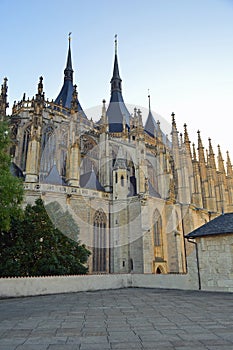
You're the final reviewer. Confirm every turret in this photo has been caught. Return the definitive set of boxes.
[0,77,9,119]
[113,146,129,199]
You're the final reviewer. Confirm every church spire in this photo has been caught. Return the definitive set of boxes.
[64,33,73,82]
[110,34,122,94]
[107,35,130,132]
[54,34,86,117]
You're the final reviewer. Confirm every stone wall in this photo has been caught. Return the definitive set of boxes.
[0,273,197,298]
[196,234,233,292]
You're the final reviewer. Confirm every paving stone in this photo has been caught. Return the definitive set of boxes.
[0,288,233,349]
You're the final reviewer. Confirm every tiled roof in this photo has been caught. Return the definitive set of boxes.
[185,213,233,238]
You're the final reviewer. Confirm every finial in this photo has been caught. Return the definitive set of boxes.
[192,143,197,161]
[38,76,43,95]
[180,133,183,144]
[68,32,72,42]
[115,34,117,55]
[171,112,176,126]
[148,89,151,112]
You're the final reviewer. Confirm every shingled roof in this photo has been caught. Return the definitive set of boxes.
[185,213,233,238]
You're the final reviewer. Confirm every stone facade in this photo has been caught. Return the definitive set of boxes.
[1,37,233,275]
[187,234,233,292]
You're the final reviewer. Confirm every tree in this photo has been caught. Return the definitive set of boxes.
[0,120,24,232]
[0,198,90,277]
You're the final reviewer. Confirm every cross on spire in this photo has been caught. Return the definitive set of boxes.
[115,34,117,54]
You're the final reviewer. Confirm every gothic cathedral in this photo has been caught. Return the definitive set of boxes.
[1,36,233,274]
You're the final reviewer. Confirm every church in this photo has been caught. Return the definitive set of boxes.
[1,35,233,275]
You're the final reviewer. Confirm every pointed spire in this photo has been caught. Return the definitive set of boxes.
[64,33,73,81]
[197,130,205,163]
[192,143,197,161]
[54,35,86,116]
[171,112,179,148]
[144,94,157,137]
[171,112,176,129]
[208,138,216,170]
[183,123,192,157]
[226,151,233,177]
[110,34,122,92]
[217,144,226,174]
[107,35,130,132]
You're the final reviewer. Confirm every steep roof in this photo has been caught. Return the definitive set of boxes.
[10,162,25,179]
[144,110,157,137]
[148,180,161,198]
[186,213,233,238]
[107,38,130,132]
[80,169,104,191]
[54,38,86,118]
[42,164,66,186]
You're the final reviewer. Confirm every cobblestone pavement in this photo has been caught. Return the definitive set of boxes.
[0,288,233,350]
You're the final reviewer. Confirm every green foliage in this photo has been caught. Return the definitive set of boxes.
[46,201,79,242]
[0,199,90,277]
[0,120,24,232]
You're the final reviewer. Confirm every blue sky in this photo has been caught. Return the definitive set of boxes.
[1,0,233,158]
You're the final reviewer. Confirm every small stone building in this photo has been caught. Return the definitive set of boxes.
[186,213,233,292]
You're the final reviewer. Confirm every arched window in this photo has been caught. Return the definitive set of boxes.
[93,210,107,273]
[21,126,31,171]
[40,126,56,177]
[121,175,124,187]
[153,209,162,246]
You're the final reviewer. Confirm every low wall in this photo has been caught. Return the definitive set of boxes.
[0,273,198,298]
[132,273,198,290]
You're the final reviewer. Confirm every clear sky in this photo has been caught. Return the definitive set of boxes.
[1,0,233,159]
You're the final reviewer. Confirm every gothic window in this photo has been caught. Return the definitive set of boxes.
[41,125,54,151]
[60,149,67,178]
[153,209,162,246]
[21,126,30,171]
[121,175,124,187]
[93,210,107,273]
[40,126,56,176]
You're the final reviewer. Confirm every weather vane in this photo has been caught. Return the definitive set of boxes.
[69,32,72,41]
